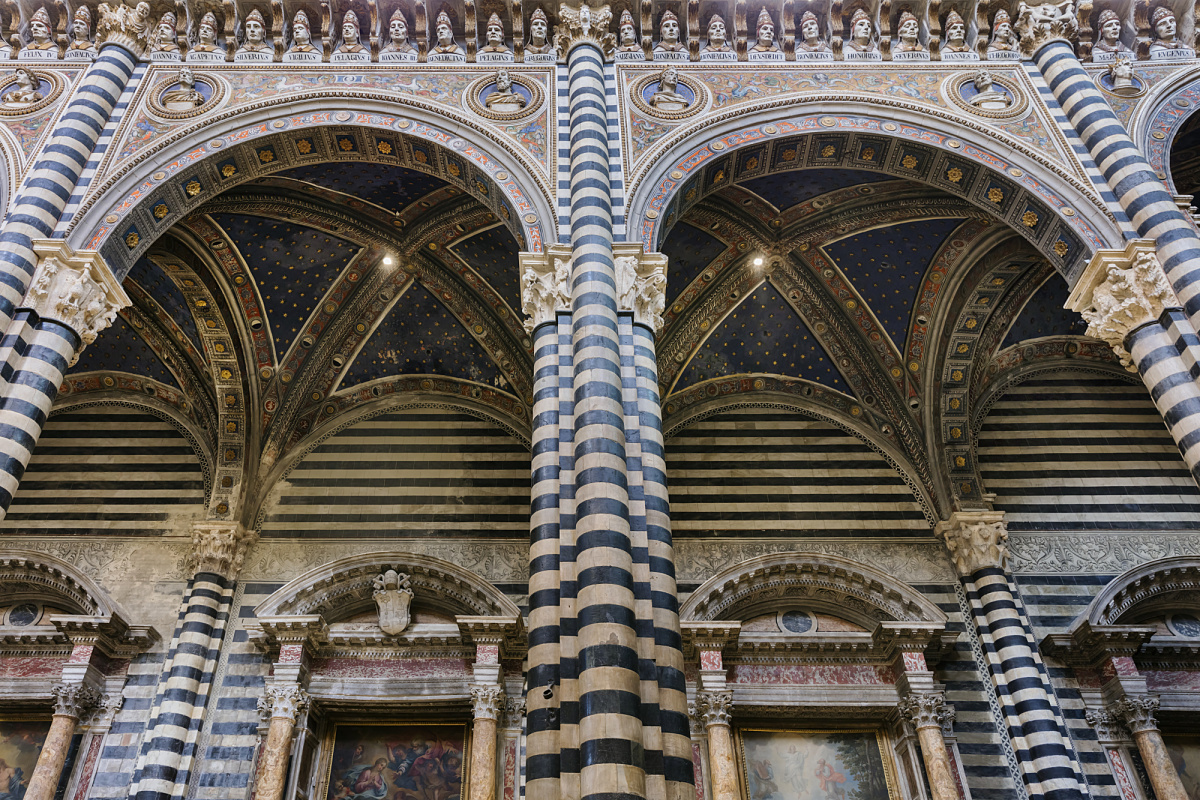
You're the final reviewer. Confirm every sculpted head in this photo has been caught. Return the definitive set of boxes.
[660,9,679,42]
[530,8,548,43]
[619,8,636,44]
[157,11,177,42]
[800,10,820,39]
[486,12,504,45]
[850,8,873,41]
[72,5,91,41]
[756,7,774,44]
[15,66,34,87]
[198,11,218,43]
[342,9,359,43]
[243,9,264,43]
[436,9,453,44]
[945,8,965,42]
[29,7,51,42]
[178,66,195,87]
[707,13,726,45]
[1152,6,1175,38]
[898,8,918,39]
[974,68,993,91]
[992,8,1011,38]
[1098,8,1121,41]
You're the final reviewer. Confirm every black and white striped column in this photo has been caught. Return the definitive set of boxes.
[939,513,1088,800]
[0,36,142,514]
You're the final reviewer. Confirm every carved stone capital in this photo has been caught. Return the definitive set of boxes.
[1013,0,1078,56]
[96,2,153,56]
[553,1,615,58]
[1065,240,1179,372]
[257,684,310,724]
[1111,695,1160,734]
[82,692,125,729]
[695,691,734,728]
[615,246,668,333]
[189,522,255,580]
[1086,709,1131,742]
[470,685,506,721]
[24,242,130,366]
[935,511,1008,576]
[519,247,571,334]
[899,691,954,731]
[502,695,526,728]
[51,682,101,718]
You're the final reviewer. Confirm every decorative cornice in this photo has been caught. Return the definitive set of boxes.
[695,691,734,728]
[96,2,152,56]
[1065,239,1179,371]
[51,682,101,718]
[899,691,954,731]
[189,521,256,580]
[1110,695,1160,734]
[25,241,130,366]
[470,685,506,720]
[1014,0,1078,57]
[936,511,1008,576]
[257,684,310,723]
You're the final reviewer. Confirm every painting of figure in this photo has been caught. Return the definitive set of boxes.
[0,719,50,800]
[738,729,896,800]
[324,724,467,800]
[1164,736,1200,800]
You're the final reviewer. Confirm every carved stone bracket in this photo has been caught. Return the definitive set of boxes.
[25,241,130,366]
[899,691,955,731]
[695,691,734,728]
[189,521,256,580]
[1111,695,1160,734]
[257,684,310,724]
[553,1,615,58]
[50,682,101,718]
[519,246,571,334]
[96,2,152,56]
[1014,0,1078,56]
[936,511,1008,576]
[372,570,414,636]
[615,245,668,333]
[1065,239,1179,372]
[470,685,506,720]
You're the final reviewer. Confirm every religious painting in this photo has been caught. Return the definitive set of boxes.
[0,718,51,800]
[321,723,468,800]
[737,728,898,800]
[1164,735,1200,800]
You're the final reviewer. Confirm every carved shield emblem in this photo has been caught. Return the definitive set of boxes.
[372,569,414,636]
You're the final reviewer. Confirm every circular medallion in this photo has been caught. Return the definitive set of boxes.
[819,116,836,127]
[0,68,64,117]
[336,110,353,121]
[149,70,225,119]
[524,213,537,224]
[105,214,119,224]
[629,69,707,120]
[466,72,545,121]
[764,125,778,134]
[272,120,287,129]
[946,139,961,148]
[778,609,814,634]
[1009,167,1024,177]
[670,170,683,179]
[152,171,166,180]
[1169,613,1200,638]
[496,171,509,181]
[711,141,726,151]
[945,71,1028,119]
[883,122,898,131]
[396,119,411,128]
[7,603,38,626]
[646,209,659,219]
[1094,65,1147,98]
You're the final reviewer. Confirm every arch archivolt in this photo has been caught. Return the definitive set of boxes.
[626,104,1122,278]
[1079,556,1200,627]
[1131,64,1200,189]
[67,95,556,274]
[0,550,129,620]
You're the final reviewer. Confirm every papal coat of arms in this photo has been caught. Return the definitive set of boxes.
[372,569,414,635]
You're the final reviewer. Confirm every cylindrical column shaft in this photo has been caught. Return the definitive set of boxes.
[915,725,959,800]
[256,715,297,800]
[704,724,738,800]
[1130,728,1188,800]
[25,713,80,800]
[1125,320,1200,482]
[469,716,499,800]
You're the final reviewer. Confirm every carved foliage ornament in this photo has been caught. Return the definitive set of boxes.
[1111,695,1160,734]
[616,254,667,332]
[96,2,153,56]
[24,256,123,365]
[372,569,414,636]
[899,692,954,730]
[936,512,1008,576]
[695,691,734,727]
[1078,252,1178,372]
[1085,709,1131,742]
[51,682,101,717]
[257,684,310,723]
[190,522,255,579]
[521,255,570,333]
[554,2,615,57]
[1013,0,1078,56]
[470,685,506,720]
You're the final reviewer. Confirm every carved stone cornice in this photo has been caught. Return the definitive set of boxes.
[257,684,310,724]
[1111,695,1160,734]
[1014,0,1078,56]
[96,1,152,56]
[695,691,734,728]
[553,1,615,58]
[51,682,101,718]
[1040,621,1156,668]
[470,685,506,720]
[936,511,1008,576]
[1065,240,1179,372]
[520,245,571,334]
[189,521,256,580]
[898,691,954,731]
[25,241,130,365]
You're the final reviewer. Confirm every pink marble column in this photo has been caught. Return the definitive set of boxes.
[696,692,738,800]
[255,685,310,800]
[25,684,99,800]
[1112,696,1187,800]
[468,686,505,800]
[899,692,958,800]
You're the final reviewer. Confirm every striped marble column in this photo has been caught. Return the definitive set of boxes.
[130,523,251,800]
[938,512,1088,800]
[0,12,148,515]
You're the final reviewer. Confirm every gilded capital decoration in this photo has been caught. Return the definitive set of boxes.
[936,511,1008,576]
[615,250,668,333]
[470,685,506,720]
[23,248,129,365]
[554,2,615,58]
[1085,709,1131,742]
[1013,0,1078,56]
[189,521,255,579]
[1111,695,1160,734]
[1066,241,1178,372]
[899,692,954,731]
[695,691,734,728]
[96,2,153,56]
[520,251,571,334]
[257,684,310,723]
[372,569,414,636]
[51,682,101,718]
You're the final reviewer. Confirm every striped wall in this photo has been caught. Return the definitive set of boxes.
[0,405,206,536]
[258,409,530,538]
[977,371,1200,531]
[665,407,932,537]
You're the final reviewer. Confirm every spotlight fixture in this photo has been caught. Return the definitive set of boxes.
[383,256,394,265]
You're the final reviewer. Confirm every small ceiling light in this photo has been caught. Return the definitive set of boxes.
[383,256,394,265]
[753,256,764,266]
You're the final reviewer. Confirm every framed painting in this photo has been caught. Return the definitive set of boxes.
[0,717,52,800]
[1163,735,1200,800]
[319,722,469,800]
[737,728,899,800]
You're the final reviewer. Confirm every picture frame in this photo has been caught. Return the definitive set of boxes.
[0,715,54,800]
[317,720,471,800]
[736,727,900,800]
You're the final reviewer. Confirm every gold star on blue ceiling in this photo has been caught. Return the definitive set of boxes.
[1002,273,1088,347]
[661,221,728,305]
[69,313,177,386]
[126,258,203,359]
[677,282,849,393]
[738,168,893,212]
[276,163,450,214]
[449,226,522,311]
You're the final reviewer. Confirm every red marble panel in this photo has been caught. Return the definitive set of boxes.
[0,655,66,679]
[1144,669,1200,691]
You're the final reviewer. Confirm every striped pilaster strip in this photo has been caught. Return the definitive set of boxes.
[525,314,564,800]
[1035,41,1200,323]
[130,572,233,800]
[964,567,1088,800]
[1125,318,1200,482]
[565,41,645,800]
[556,63,572,244]
[0,44,137,327]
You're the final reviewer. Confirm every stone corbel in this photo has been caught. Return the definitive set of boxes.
[26,240,130,366]
[95,1,152,55]
[1013,0,1078,56]
[935,510,1008,577]
[614,244,668,333]
[189,521,257,580]
[1040,621,1156,670]
[1065,239,1180,372]
[519,245,572,333]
